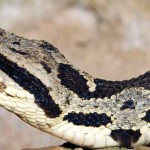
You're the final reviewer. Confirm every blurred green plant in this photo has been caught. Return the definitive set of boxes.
[0,0,3,7]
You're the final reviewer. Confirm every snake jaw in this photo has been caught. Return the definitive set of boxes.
[0,77,55,133]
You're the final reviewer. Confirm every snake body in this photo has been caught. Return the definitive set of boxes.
[0,29,149,149]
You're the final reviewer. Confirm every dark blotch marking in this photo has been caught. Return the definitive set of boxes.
[41,62,51,73]
[142,110,150,122]
[39,41,57,52]
[9,47,28,55]
[12,41,20,45]
[120,100,135,110]
[111,129,141,148]
[0,54,61,118]
[63,112,112,127]
[58,64,150,99]
[94,72,150,98]
[93,79,123,98]
[58,63,92,99]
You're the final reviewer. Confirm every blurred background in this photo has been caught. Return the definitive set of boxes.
[0,0,150,149]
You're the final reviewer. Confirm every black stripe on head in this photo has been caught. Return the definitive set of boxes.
[93,79,124,98]
[12,41,21,45]
[58,63,92,99]
[9,47,28,55]
[142,110,150,122]
[0,54,61,118]
[63,112,112,127]
[110,129,141,148]
[39,41,57,53]
[58,63,150,99]
[41,62,51,73]
[94,72,150,98]
[58,64,126,99]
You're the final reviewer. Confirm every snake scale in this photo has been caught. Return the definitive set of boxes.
[0,28,149,149]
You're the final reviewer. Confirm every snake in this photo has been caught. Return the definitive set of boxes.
[0,28,149,149]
